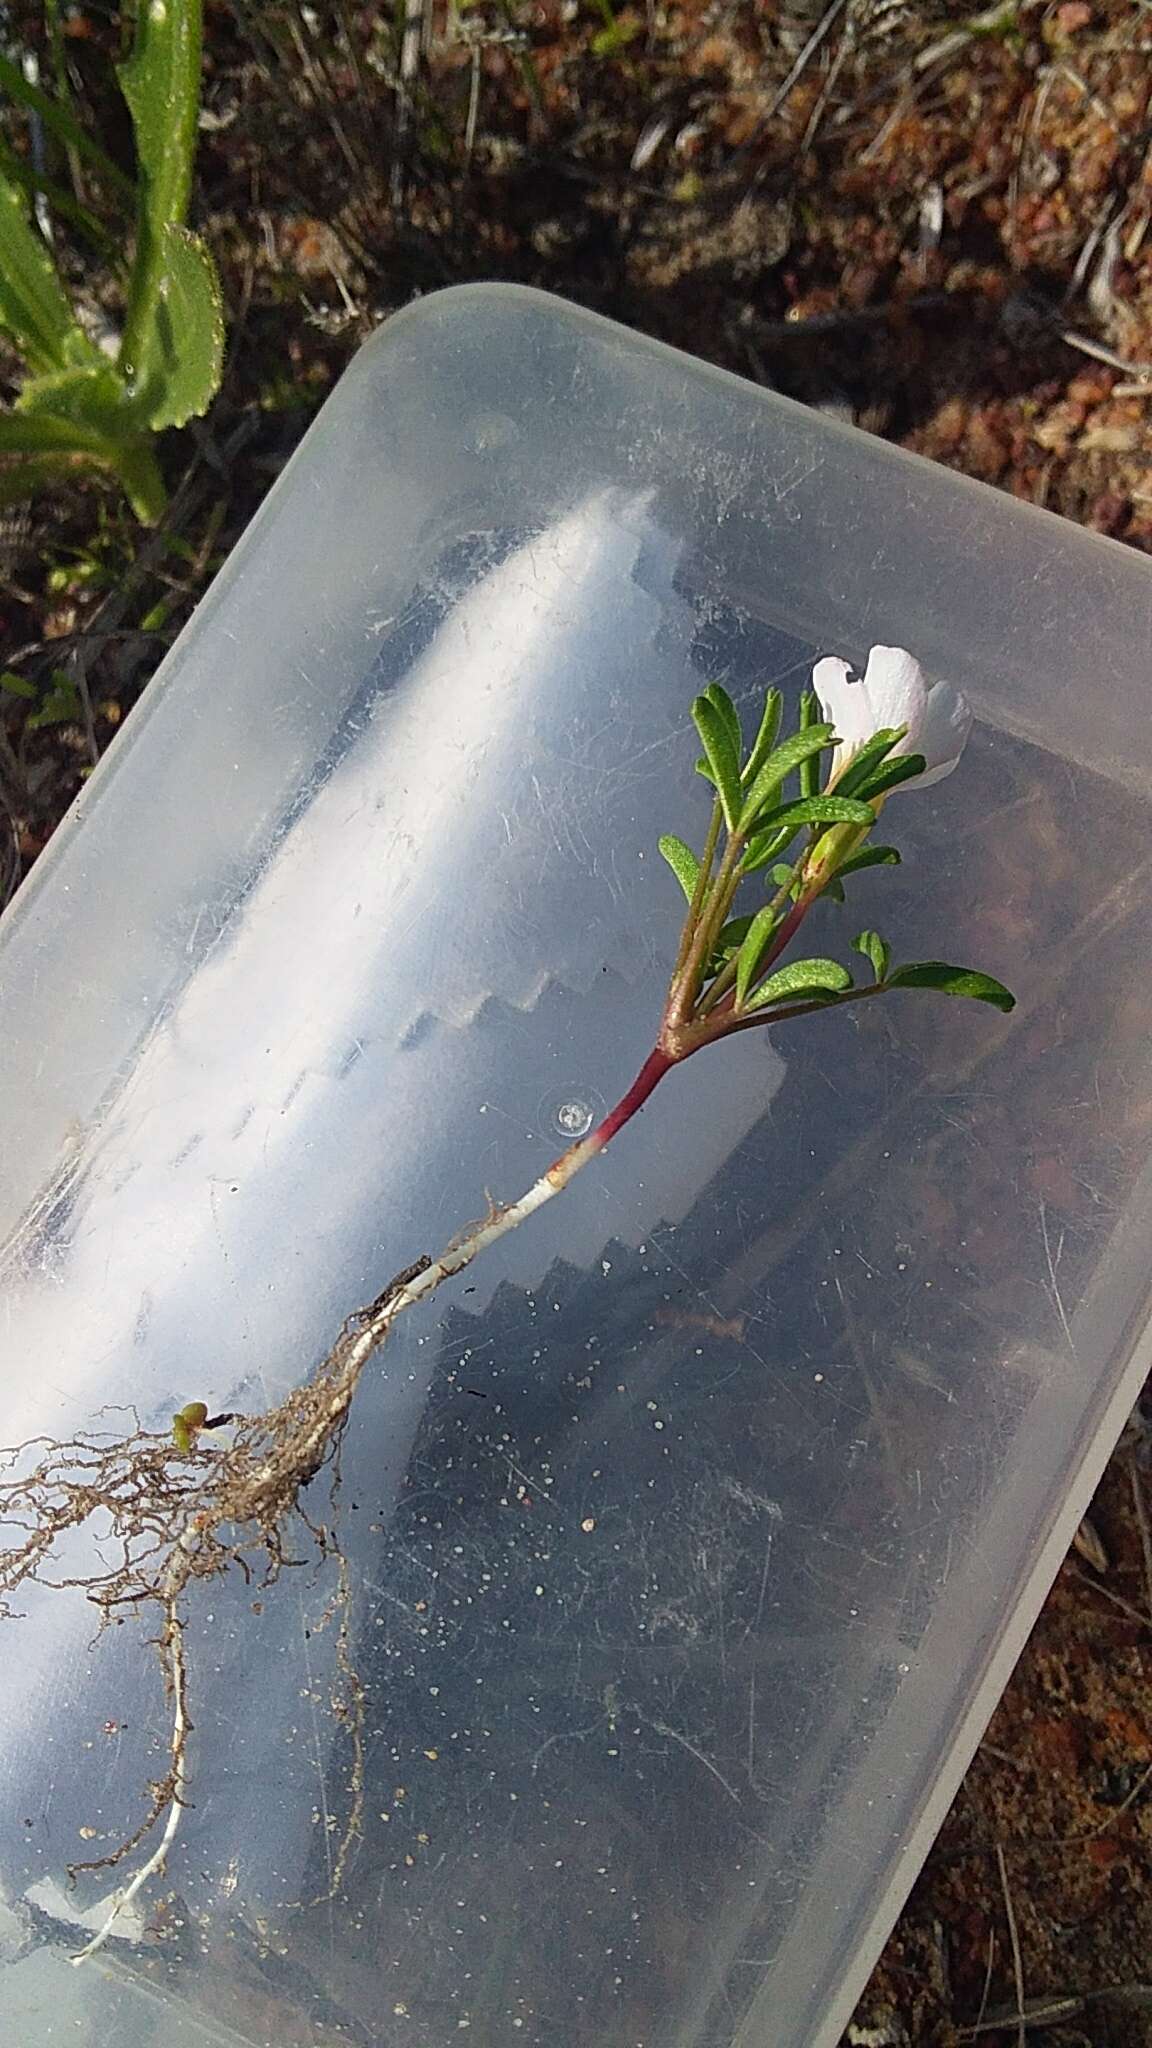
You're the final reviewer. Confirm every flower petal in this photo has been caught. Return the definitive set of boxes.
[858,645,928,740]
[811,655,872,754]
[899,677,972,788]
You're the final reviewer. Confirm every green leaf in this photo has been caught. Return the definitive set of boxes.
[16,363,129,434]
[0,165,94,376]
[691,693,742,831]
[738,725,834,835]
[835,844,901,879]
[884,961,1015,1011]
[702,682,742,761]
[0,670,35,699]
[745,956,854,1011]
[821,877,846,904]
[770,863,797,889]
[27,672,81,729]
[831,727,907,799]
[0,405,114,459]
[741,687,782,786]
[0,50,134,203]
[753,794,875,836]
[658,833,701,904]
[854,929,890,982]
[124,225,224,431]
[798,689,821,800]
[855,753,927,802]
[735,904,782,1007]
[591,14,641,53]
[741,825,794,876]
[118,0,223,431]
[709,914,755,967]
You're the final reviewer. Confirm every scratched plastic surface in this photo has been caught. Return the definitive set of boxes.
[3,287,1152,2048]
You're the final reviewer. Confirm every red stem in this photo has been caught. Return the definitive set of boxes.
[590,1044,676,1148]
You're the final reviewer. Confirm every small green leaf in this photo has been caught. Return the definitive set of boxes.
[885,961,1015,1011]
[835,844,901,879]
[798,690,821,800]
[691,693,742,831]
[741,825,794,876]
[745,956,854,1011]
[741,687,783,787]
[27,673,82,729]
[591,14,641,53]
[709,914,755,968]
[832,727,907,799]
[658,833,701,904]
[735,904,782,1007]
[854,930,890,982]
[702,682,742,760]
[855,753,927,802]
[754,794,875,836]
[0,669,35,699]
[770,863,797,890]
[738,725,834,835]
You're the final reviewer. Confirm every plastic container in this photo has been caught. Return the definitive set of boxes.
[2,283,1152,2048]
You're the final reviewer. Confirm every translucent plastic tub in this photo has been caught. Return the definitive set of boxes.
[2,283,1152,2048]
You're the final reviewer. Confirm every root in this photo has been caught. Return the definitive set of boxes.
[0,1156,571,1957]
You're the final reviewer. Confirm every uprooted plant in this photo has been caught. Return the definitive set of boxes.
[0,644,1013,1961]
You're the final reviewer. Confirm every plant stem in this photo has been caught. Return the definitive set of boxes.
[70,1035,681,1962]
[667,835,743,1027]
[671,799,722,983]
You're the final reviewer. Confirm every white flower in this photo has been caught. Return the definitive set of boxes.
[811,644,972,792]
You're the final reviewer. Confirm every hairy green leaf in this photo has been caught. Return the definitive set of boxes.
[658,833,701,904]
[741,687,782,787]
[125,223,223,430]
[753,794,875,837]
[798,689,821,800]
[885,961,1015,1011]
[831,726,906,799]
[735,904,782,1007]
[854,753,927,802]
[854,929,890,982]
[835,844,901,879]
[119,0,222,433]
[701,682,742,760]
[0,166,94,375]
[17,362,128,432]
[740,825,794,876]
[691,693,742,831]
[738,724,834,835]
[745,956,854,1011]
